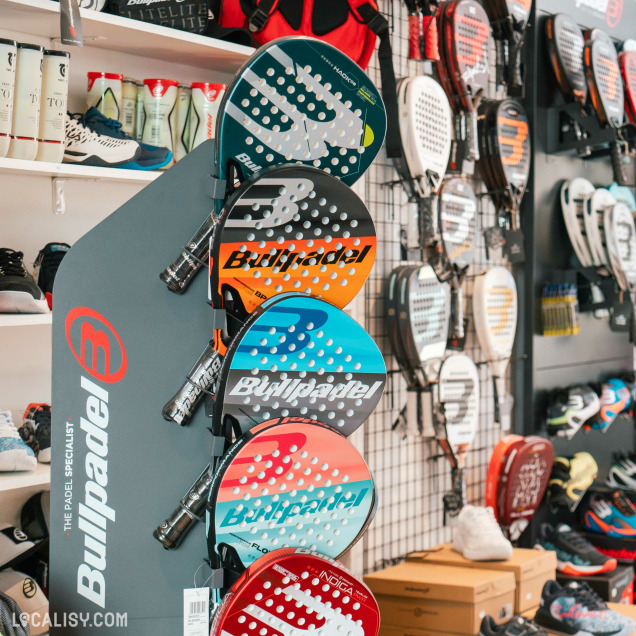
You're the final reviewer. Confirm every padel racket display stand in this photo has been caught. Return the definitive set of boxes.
[48,142,251,635]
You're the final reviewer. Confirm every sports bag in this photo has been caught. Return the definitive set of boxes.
[210,0,383,70]
[106,0,210,34]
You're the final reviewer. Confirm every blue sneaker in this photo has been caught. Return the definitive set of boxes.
[534,580,631,635]
[82,107,172,170]
[582,492,636,538]
[0,410,36,472]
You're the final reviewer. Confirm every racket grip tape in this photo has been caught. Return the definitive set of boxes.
[160,214,215,293]
[611,141,629,186]
[466,110,480,162]
[162,341,223,426]
[153,464,213,549]
[450,284,464,340]
[492,376,501,424]
[408,14,423,60]
[495,39,506,88]
[422,15,440,61]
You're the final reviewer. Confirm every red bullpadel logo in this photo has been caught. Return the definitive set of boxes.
[607,0,623,27]
[65,307,127,383]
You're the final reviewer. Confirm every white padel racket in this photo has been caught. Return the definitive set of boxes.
[584,188,616,269]
[473,267,517,426]
[605,202,636,296]
[560,178,595,267]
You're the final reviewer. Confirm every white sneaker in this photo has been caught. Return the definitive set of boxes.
[64,112,141,167]
[0,411,37,472]
[453,505,513,561]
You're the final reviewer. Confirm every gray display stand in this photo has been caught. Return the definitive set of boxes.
[50,141,220,634]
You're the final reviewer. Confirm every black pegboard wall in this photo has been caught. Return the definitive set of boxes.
[361,0,511,574]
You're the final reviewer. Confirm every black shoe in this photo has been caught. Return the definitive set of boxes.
[480,616,547,635]
[33,243,70,310]
[0,249,49,314]
[536,523,617,575]
[23,404,51,464]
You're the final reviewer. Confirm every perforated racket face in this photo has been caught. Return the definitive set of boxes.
[212,549,381,636]
[399,75,453,193]
[211,165,376,315]
[498,437,553,540]
[584,188,615,268]
[547,14,587,103]
[473,267,517,380]
[439,178,477,270]
[619,51,636,123]
[208,417,375,569]
[492,99,531,208]
[560,178,595,267]
[606,202,636,292]
[448,0,491,98]
[387,265,418,385]
[438,354,479,454]
[214,294,386,437]
[215,37,386,185]
[586,37,624,127]
[401,265,450,383]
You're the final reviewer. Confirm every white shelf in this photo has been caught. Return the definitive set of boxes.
[1,0,253,72]
[0,156,162,183]
[0,314,52,327]
[0,463,50,493]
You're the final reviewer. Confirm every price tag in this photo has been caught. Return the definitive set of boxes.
[184,587,209,636]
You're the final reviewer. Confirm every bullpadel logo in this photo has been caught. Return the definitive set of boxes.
[65,307,127,383]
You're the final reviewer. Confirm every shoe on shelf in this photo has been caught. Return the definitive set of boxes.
[0,525,39,571]
[607,453,636,490]
[548,453,598,512]
[64,111,141,167]
[584,380,631,433]
[22,404,51,464]
[453,505,513,561]
[480,616,547,635]
[0,249,49,314]
[0,410,36,472]
[82,107,173,170]
[534,580,631,636]
[547,385,600,440]
[535,523,617,575]
[33,243,70,310]
[582,492,636,538]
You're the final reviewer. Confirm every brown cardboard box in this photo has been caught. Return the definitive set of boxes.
[380,625,466,636]
[364,562,515,634]
[407,544,556,613]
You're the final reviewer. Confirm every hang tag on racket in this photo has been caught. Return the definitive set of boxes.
[484,226,506,254]
[611,295,633,331]
[183,587,209,636]
[59,0,83,46]
[504,228,525,262]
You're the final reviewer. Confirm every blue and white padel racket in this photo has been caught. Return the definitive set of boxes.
[163,293,386,433]
[212,293,386,437]
[206,416,376,580]
[160,37,387,293]
[210,549,380,635]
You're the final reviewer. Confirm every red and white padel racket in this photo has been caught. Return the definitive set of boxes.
[210,548,381,635]
[485,434,524,515]
[585,36,628,186]
[497,436,553,540]
[439,0,491,161]
[619,50,636,123]
[206,417,376,575]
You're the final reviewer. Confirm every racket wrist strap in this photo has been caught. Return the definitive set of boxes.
[357,2,402,159]
[206,175,227,200]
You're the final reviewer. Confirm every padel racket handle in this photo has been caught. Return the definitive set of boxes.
[408,14,423,60]
[466,110,480,162]
[418,197,437,247]
[495,39,506,88]
[162,341,222,426]
[450,284,464,340]
[160,214,215,293]
[492,376,501,424]
[510,34,524,92]
[422,15,440,61]
[611,141,629,186]
[153,464,213,549]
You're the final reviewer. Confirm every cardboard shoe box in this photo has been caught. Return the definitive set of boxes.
[557,565,635,604]
[406,544,556,613]
[364,562,515,635]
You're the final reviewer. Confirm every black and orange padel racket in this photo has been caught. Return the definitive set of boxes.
[585,35,628,186]
[546,14,587,108]
[619,50,636,123]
